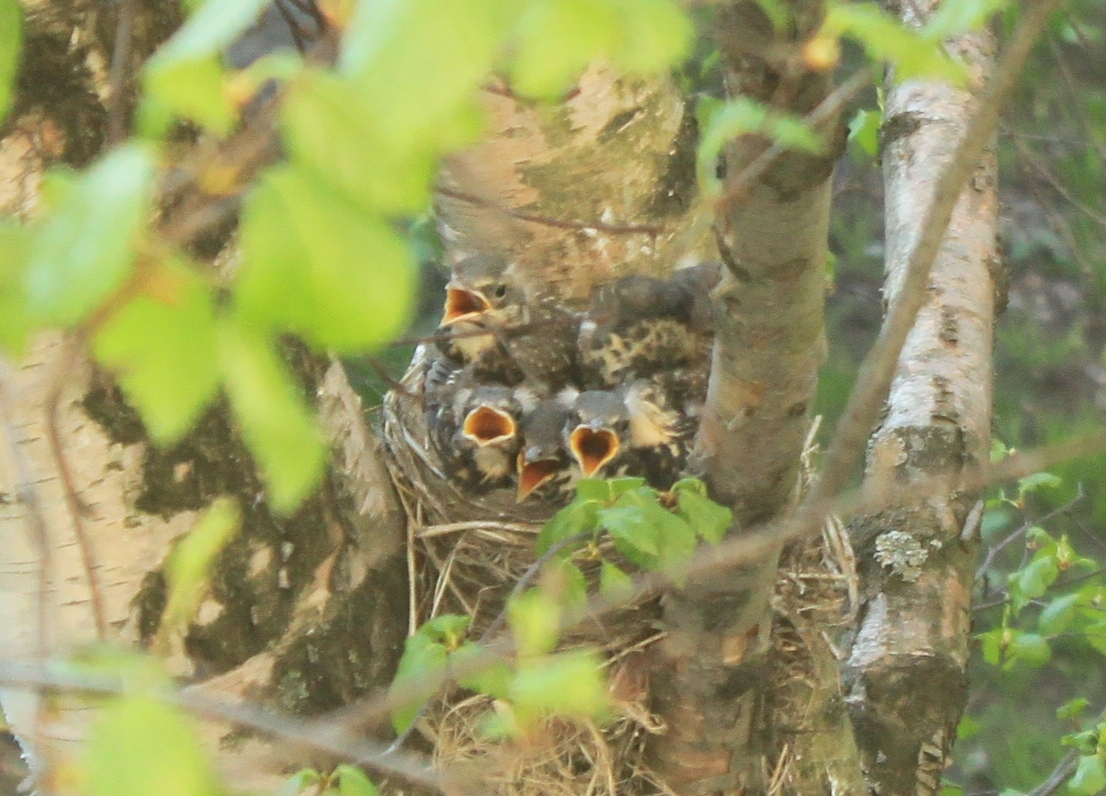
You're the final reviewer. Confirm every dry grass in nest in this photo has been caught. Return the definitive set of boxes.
[383,363,858,795]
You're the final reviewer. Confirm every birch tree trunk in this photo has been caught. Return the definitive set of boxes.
[843,3,998,793]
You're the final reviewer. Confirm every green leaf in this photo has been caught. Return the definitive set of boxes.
[0,0,21,124]
[510,0,621,98]
[575,479,611,502]
[848,108,881,158]
[508,589,561,658]
[1018,471,1063,498]
[1082,621,1106,661]
[26,143,156,325]
[334,765,380,796]
[922,0,1007,41]
[545,558,588,610]
[697,97,824,188]
[676,489,733,544]
[599,560,634,601]
[1058,698,1091,722]
[956,714,981,740]
[607,0,692,75]
[600,490,696,575]
[162,498,241,633]
[1039,593,1080,636]
[1069,755,1106,796]
[235,166,416,353]
[276,769,321,796]
[281,70,436,215]
[824,2,966,85]
[453,643,513,700]
[390,633,449,734]
[608,477,648,498]
[979,628,1004,666]
[536,498,599,555]
[341,0,516,150]
[144,0,269,133]
[509,650,609,722]
[1011,555,1060,610]
[144,55,233,135]
[671,477,707,497]
[217,319,326,514]
[1006,631,1051,669]
[92,258,220,443]
[84,696,217,796]
[0,222,31,355]
[420,613,472,646]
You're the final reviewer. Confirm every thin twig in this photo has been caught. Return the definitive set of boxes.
[974,490,1084,583]
[106,0,137,146]
[1026,749,1080,796]
[0,661,455,795]
[436,186,663,238]
[44,337,107,639]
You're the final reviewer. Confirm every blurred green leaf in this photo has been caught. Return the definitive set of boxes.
[510,650,609,723]
[390,632,449,734]
[824,2,966,85]
[957,714,981,740]
[536,497,598,555]
[671,477,707,497]
[342,0,515,150]
[752,0,790,32]
[26,143,156,325]
[334,765,380,796]
[606,0,692,75]
[0,0,20,124]
[281,70,436,215]
[599,560,634,601]
[161,499,241,634]
[85,696,217,796]
[1018,472,1063,498]
[510,0,621,97]
[508,589,561,658]
[0,222,30,355]
[697,96,824,189]
[1006,631,1051,669]
[420,613,472,646]
[236,166,415,353]
[454,643,513,700]
[922,0,1008,41]
[1069,754,1106,796]
[676,489,733,544]
[1039,593,1079,636]
[92,258,220,443]
[144,55,233,135]
[600,489,696,575]
[545,558,588,610]
[276,769,321,796]
[1010,555,1059,611]
[848,108,881,158]
[217,319,326,514]
[144,0,268,133]
[1058,698,1091,722]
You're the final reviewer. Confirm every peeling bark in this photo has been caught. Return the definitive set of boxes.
[438,65,714,302]
[843,5,997,794]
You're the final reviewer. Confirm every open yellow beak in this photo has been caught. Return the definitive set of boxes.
[517,454,562,502]
[569,426,620,477]
[441,286,491,326]
[462,406,516,446]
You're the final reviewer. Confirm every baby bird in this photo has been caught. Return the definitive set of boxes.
[565,381,694,490]
[437,253,579,392]
[516,398,578,504]
[577,262,719,397]
[427,368,538,492]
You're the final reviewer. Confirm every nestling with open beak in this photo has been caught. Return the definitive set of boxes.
[428,374,539,492]
[516,398,578,504]
[565,390,631,480]
[438,253,580,392]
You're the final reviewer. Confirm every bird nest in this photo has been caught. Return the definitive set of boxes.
[379,355,859,796]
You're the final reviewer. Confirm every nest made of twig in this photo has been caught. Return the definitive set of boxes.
[380,357,859,796]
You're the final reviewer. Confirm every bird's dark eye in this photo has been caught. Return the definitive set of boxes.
[492,284,508,299]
